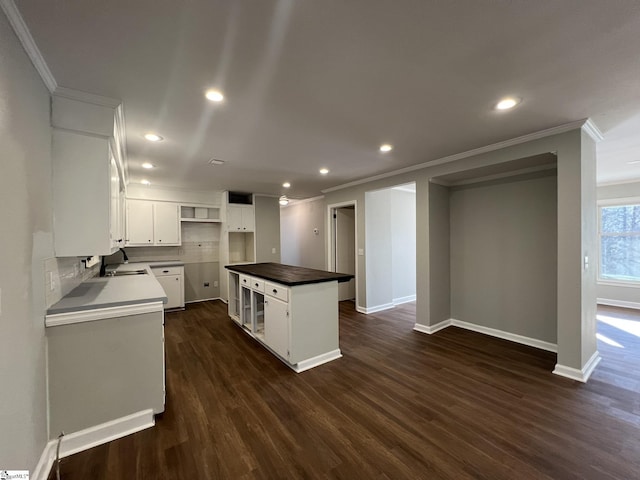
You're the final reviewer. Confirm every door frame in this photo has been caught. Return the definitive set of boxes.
[327,200,359,309]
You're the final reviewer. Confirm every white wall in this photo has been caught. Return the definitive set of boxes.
[597,180,640,308]
[280,197,326,269]
[391,188,416,303]
[365,189,394,309]
[0,9,51,471]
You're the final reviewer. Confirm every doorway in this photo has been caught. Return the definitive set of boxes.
[328,202,357,304]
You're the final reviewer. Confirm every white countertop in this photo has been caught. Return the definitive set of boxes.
[46,263,168,317]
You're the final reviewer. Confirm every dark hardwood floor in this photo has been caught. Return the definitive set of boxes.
[50,301,640,479]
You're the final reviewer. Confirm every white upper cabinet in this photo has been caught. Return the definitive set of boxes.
[51,92,125,257]
[126,200,180,246]
[227,205,255,232]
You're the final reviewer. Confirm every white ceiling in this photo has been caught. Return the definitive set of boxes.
[14,0,640,198]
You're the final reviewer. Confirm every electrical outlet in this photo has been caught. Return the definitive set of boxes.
[271,247,276,254]
[49,272,56,292]
[213,281,219,287]
[204,282,210,287]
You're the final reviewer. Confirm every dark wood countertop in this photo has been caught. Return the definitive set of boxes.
[225,263,354,286]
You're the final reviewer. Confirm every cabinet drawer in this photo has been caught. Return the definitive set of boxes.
[265,281,288,302]
[152,266,182,277]
[239,275,252,288]
[251,278,265,293]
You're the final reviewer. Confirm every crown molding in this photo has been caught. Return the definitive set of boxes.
[1,0,57,92]
[283,195,325,207]
[53,86,122,108]
[322,119,590,194]
[582,118,604,142]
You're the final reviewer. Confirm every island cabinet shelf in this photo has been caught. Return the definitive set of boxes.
[225,263,353,372]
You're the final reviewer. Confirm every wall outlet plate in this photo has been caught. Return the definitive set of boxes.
[84,256,100,268]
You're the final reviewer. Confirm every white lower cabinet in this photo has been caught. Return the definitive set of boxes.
[152,266,185,310]
[227,269,341,372]
[264,295,289,360]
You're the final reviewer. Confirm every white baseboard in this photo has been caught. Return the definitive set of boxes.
[359,303,395,314]
[393,294,416,306]
[413,318,557,352]
[32,410,155,480]
[293,349,342,373]
[185,297,221,304]
[413,319,451,334]
[553,351,602,383]
[597,298,640,310]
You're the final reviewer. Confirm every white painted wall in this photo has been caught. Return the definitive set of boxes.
[597,180,640,308]
[391,188,416,303]
[0,9,51,471]
[280,198,326,269]
[365,189,394,309]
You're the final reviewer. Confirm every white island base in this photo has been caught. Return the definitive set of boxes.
[227,270,343,372]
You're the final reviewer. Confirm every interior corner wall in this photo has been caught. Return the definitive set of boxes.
[596,180,640,308]
[449,172,558,343]
[428,183,451,324]
[390,190,416,303]
[0,10,51,471]
[280,198,326,269]
[254,196,281,263]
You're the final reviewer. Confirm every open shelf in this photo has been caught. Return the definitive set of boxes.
[180,204,220,223]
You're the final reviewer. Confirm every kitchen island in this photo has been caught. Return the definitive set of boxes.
[225,263,353,372]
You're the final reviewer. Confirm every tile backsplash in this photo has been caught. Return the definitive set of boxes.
[44,256,99,308]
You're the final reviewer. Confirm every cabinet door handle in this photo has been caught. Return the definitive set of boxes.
[272,289,277,294]
[163,270,169,273]
[255,283,259,287]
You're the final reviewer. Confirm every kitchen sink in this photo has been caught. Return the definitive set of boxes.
[106,269,148,276]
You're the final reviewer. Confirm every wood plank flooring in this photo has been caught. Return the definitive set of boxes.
[50,301,640,479]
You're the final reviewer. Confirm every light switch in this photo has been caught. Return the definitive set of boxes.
[358,248,364,256]
[584,255,589,269]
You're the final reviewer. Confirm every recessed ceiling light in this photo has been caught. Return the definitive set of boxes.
[205,89,225,102]
[495,97,520,110]
[380,144,393,153]
[627,160,640,165]
[142,162,154,169]
[319,168,329,175]
[279,195,289,206]
[140,179,151,185]
[283,182,291,188]
[144,133,163,142]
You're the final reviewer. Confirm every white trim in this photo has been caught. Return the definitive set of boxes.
[0,0,57,92]
[582,118,604,142]
[597,178,640,187]
[355,305,367,314]
[53,86,121,108]
[185,297,221,304]
[322,119,590,194]
[451,319,558,352]
[553,351,601,383]
[282,195,325,207]
[597,196,640,206]
[597,298,640,310]
[412,318,557,352]
[45,301,164,327]
[597,280,640,289]
[293,349,342,373]
[393,294,416,305]
[359,302,395,314]
[413,319,451,334]
[32,409,154,480]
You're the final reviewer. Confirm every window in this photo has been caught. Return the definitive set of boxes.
[599,203,640,283]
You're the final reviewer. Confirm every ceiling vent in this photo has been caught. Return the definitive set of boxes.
[207,158,225,165]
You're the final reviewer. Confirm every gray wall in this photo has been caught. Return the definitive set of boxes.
[391,189,417,302]
[596,180,640,307]
[428,183,451,324]
[280,197,326,269]
[324,128,597,372]
[449,172,558,342]
[365,189,394,308]
[0,10,50,470]
[255,195,282,263]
